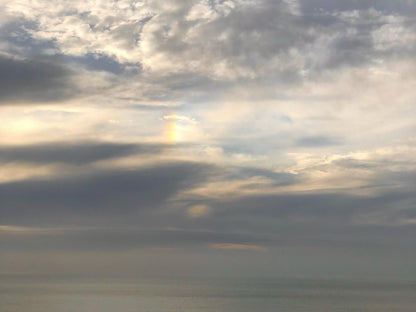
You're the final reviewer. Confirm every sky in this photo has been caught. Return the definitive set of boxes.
[0,0,415,280]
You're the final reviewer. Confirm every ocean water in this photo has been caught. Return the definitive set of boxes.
[1,276,415,312]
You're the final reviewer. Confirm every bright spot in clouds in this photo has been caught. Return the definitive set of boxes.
[187,204,211,218]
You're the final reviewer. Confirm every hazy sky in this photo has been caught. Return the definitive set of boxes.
[0,0,415,280]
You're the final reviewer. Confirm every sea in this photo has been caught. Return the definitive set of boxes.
[1,275,415,312]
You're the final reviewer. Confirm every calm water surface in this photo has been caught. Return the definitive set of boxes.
[1,276,415,312]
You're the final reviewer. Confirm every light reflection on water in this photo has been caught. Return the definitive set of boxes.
[1,276,415,312]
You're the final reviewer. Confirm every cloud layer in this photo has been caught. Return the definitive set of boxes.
[0,0,415,279]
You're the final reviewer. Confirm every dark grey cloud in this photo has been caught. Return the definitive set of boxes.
[170,168,416,240]
[0,161,214,223]
[0,163,414,279]
[171,191,416,254]
[210,191,415,225]
[0,142,164,165]
[4,158,412,230]
[0,55,75,104]
[0,228,268,252]
[1,191,415,252]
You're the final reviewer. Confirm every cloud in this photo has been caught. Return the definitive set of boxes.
[1,0,414,112]
[211,189,416,225]
[0,227,269,252]
[0,161,215,224]
[0,0,415,279]
[65,53,127,74]
[0,225,40,233]
[187,204,211,218]
[296,136,342,148]
[297,0,416,15]
[163,114,196,123]
[0,54,76,104]
[210,243,268,251]
[6,0,413,85]
[0,142,164,165]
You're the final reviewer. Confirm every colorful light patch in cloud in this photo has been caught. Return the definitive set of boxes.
[163,114,197,144]
[164,113,179,144]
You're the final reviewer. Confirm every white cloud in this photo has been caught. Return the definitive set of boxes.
[372,23,416,51]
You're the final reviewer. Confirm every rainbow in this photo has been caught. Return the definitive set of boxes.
[163,112,179,144]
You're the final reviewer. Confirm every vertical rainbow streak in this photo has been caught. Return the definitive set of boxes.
[164,111,177,144]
